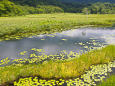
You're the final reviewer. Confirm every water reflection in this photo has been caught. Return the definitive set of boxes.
[0,27,115,60]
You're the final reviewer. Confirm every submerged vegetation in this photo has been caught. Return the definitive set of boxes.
[0,13,115,41]
[0,45,115,85]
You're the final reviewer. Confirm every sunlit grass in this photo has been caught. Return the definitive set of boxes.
[13,61,115,86]
[0,13,115,41]
[0,45,115,85]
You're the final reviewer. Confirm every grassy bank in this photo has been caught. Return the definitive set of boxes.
[0,45,115,85]
[0,13,115,41]
[97,75,115,86]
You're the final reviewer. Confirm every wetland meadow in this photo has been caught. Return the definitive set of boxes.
[0,13,115,86]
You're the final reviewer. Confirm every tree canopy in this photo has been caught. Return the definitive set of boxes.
[0,0,115,16]
[82,2,115,14]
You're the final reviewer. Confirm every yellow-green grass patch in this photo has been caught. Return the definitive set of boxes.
[0,45,115,85]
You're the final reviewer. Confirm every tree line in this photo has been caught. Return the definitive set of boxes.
[82,2,115,14]
[0,0,115,16]
[0,0,64,16]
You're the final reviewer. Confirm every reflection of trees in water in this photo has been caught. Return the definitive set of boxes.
[82,31,86,36]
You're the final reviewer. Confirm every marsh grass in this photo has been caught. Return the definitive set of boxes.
[0,45,115,85]
[97,75,115,86]
[0,13,115,41]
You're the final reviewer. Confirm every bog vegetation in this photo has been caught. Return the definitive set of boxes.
[0,45,115,85]
[97,75,115,86]
[0,0,115,86]
[0,13,115,41]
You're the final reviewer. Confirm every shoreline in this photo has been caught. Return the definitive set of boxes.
[0,13,115,41]
[0,45,115,85]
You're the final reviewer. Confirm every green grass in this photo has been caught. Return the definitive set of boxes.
[0,13,115,85]
[0,13,115,41]
[0,45,115,85]
[97,75,115,86]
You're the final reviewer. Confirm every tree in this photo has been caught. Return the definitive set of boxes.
[0,0,23,16]
[82,8,90,14]
[83,2,115,14]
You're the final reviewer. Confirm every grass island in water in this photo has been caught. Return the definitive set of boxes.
[0,45,115,85]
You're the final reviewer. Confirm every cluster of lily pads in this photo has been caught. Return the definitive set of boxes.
[13,61,115,86]
[0,14,115,42]
[0,43,105,67]
[0,48,79,66]
[0,43,113,86]
[0,30,108,67]
[0,40,114,86]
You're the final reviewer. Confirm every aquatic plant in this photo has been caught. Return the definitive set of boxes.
[97,74,115,86]
[0,13,115,41]
[14,61,115,86]
[0,45,115,85]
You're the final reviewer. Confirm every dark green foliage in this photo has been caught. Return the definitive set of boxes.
[10,0,61,6]
[0,0,115,16]
[0,0,23,16]
[36,5,64,13]
[82,2,115,14]
[10,0,86,13]
[0,0,64,16]
[60,0,115,3]
[9,0,115,14]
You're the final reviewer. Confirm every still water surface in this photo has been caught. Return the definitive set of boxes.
[0,27,115,60]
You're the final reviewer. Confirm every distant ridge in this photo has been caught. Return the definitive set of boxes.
[60,0,115,3]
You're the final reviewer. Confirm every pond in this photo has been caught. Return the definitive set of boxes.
[0,27,115,86]
[0,27,115,60]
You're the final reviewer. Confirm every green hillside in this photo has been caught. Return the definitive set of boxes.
[0,0,115,17]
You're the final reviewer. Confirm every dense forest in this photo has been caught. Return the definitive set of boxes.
[60,0,115,3]
[0,0,115,16]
